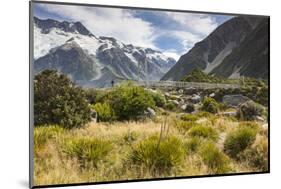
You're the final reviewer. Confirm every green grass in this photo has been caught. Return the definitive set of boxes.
[188,125,219,141]
[224,127,257,158]
[61,136,112,168]
[200,142,231,174]
[128,135,185,176]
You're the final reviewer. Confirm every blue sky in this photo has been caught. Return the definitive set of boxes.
[34,3,232,60]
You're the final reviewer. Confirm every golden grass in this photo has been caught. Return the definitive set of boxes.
[33,114,268,186]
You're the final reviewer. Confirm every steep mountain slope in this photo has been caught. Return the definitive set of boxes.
[33,17,176,87]
[210,18,269,79]
[161,16,267,81]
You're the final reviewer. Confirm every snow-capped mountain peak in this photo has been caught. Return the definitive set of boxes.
[34,17,176,87]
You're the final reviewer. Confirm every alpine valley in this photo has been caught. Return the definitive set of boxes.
[33,17,176,87]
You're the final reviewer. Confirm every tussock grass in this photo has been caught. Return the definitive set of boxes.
[188,125,219,142]
[61,137,112,168]
[34,115,267,185]
[127,135,185,176]
[224,126,257,159]
[199,142,231,174]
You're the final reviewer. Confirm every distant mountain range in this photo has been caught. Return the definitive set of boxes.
[162,16,269,81]
[33,17,176,87]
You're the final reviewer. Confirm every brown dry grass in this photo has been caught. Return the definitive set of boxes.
[33,114,268,186]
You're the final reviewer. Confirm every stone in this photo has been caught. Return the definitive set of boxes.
[181,103,195,113]
[221,111,236,117]
[178,89,184,94]
[91,109,97,123]
[147,107,156,117]
[255,116,265,122]
[209,93,215,97]
[190,94,201,103]
[171,99,180,105]
[222,94,250,107]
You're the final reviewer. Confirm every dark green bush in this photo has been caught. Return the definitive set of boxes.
[165,101,177,111]
[182,103,195,113]
[34,70,91,129]
[107,83,155,121]
[201,97,220,114]
[236,101,264,121]
[150,92,166,108]
[93,102,116,122]
[188,125,219,141]
[129,135,185,175]
[200,142,231,174]
[224,127,257,158]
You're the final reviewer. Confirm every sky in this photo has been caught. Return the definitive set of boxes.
[34,3,232,61]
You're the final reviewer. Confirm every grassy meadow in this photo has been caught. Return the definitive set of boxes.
[34,112,268,185]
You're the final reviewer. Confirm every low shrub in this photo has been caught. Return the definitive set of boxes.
[165,101,177,111]
[200,142,231,174]
[34,125,64,151]
[62,137,112,167]
[238,121,259,131]
[173,119,199,134]
[201,97,220,114]
[224,127,257,158]
[196,111,212,118]
[128,135,185,175]
[150,92,166,108]
[236,101,264,121]
[123,131,139,144]
[180,114,199,122]
[182,103,195,113]
[185,136,202,153]
[188,125,219,141]
[238,136,268,171]
[93,102,116,122]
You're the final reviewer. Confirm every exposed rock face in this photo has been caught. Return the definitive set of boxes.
[222,94,250,107]
[210,18,269,79]
[161,16,268,81]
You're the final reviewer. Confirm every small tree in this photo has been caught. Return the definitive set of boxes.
[34,70,91,128]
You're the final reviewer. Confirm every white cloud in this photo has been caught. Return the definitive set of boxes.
[162,49,181,61]
[36,4,222,59]
[166,12,218,36]
[171,30,201,52]
[38,4,157,48]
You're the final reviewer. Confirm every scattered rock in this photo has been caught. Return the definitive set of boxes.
[221,111,236,117]
[91,109,97,122]
[181,103,195,113]
[254,116,265,122]
[209,93,215,97]
[147,107,156,117]
[178,89,184,94]
[170,99,180,106]
[222,94,250,107]
[190,94,201,103]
